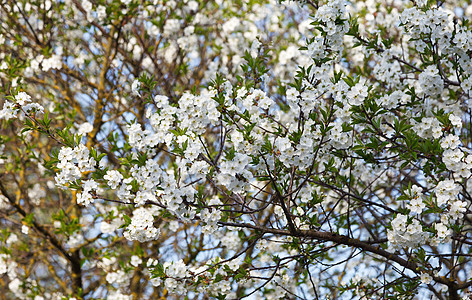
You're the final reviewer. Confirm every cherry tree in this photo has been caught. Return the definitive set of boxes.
[1,0,472,299]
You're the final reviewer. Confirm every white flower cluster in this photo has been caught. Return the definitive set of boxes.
[391,176,468,248]
[149,259,189,295]
[176,90,221,133]
[400,7,452,53]
[0,253,16,276]
[461,76,472,96]
[0,100,17,120]
[217,152,252,194]
[77,122,93,136]
[413,117,443,139]
[418,66,444,97]
[66,232,84,249]
[149,256,243,298]
[0,92,44,120]
[106,269,129,285]
[440,134,460,150]
[420,272,433,285]
[77,179,99,206]
[387,214,427,250]
[406,185,426,215]
[371,51,404,90]
[329,122,352,149]
[126,123,158,152]
[434,222,451,240]
[99,217,124,234]
[103,170,123,189]
[123,207,160,243]
[310,0,348,60]
[442,148,472,178]
[434,179,467,227]
[107,291,132,300]
[390,177,467,249]
[347,79,368,106]
[55,144,96,188]
[27,182,46,205]
[435,179,460,206]
[200,196,223,234]
[377,90,409,110]
[15,92,31,105]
